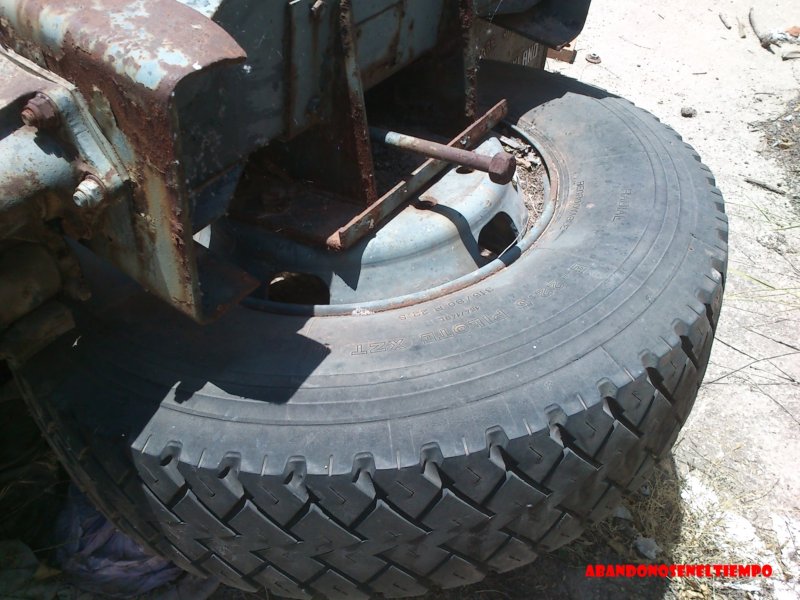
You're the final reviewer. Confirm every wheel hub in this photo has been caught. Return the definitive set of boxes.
[213,136,542,311]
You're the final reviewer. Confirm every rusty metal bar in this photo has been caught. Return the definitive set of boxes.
[370,127,516,184]
[547,43,577,64]
[328,99,510,250]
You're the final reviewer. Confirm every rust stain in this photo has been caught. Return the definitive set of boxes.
[459,0,478,120]
[359,1,404,89]
[338,0,377,206]
[0,0,247,318]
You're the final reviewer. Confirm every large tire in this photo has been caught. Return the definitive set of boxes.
[14,64,727,599]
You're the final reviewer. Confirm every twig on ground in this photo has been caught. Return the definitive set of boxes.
[745,327,800,353]
[745,177,787,195]
[749,8,773,50]
[747,10,800,51]
[620,36,652,50]
[754,384,800,428]
[719,13,732,30]
[737,17,747,39]
[706,338,800,385]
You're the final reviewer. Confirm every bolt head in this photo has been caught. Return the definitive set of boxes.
[488,152,517,185]
[310,0,325,18]
[21,93,60,129]
[73,177,105,208]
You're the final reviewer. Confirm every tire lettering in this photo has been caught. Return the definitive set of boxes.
[560,180,585,231]
[420,310,508,344]
[429,306,480,325]
[612,188,632,223]
[515,263,587,308]
[432,288,493,312]
[351,338,407,355]
[398,308,429,321]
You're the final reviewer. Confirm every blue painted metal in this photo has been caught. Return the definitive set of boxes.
[0,0,257,323]
[0,0,581,322]
[240,127,559,316]
[220,136,530,305]
[171,0,456,187]
[0,48,126,237]
[0,125,74,238]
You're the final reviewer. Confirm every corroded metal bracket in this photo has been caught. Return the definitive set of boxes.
[0,0,572,323]
[0,0,257,322]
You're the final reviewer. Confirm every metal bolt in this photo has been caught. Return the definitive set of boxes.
[370,127,518,185]
[488,152,517,185]
[73,177,106,208]
[20,93,60,129]
[586,52,602,64]
[310,0,325,19]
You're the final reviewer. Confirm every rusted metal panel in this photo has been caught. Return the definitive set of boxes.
[0,0,255,322]
[286,0,335,138]
[0,1,245,93]
[268,0,378,206]
[354,0,447,90]
[475,21,547,67]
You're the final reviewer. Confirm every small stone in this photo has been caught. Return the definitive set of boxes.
[634,536,662,560]
[681,106,698,118]
[612,505,634,521]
